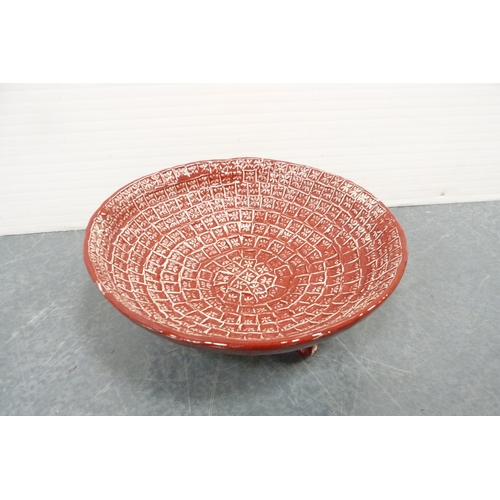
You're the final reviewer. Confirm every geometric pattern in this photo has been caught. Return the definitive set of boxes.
[85,158,406,350]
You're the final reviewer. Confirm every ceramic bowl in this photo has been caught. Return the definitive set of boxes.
[84,158,408,355]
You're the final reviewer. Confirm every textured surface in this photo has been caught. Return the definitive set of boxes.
[1,201,500,415]
[85,158,406,352]
[2,83,500,235]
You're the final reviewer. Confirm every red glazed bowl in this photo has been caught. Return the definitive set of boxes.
[84,158,408,355]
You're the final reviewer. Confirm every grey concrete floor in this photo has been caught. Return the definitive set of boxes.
[1,201,500,415]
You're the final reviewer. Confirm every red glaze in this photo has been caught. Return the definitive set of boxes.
[84,158,408,355]
[297,345,318,357]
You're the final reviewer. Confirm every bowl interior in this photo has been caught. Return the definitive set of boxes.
[84,158,407,352]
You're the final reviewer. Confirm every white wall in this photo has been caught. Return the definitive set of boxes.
[1,83,499,236]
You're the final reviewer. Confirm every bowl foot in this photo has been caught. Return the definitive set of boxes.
[296,345,318,357]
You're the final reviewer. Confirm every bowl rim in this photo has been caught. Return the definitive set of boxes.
[83,157,408,353]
